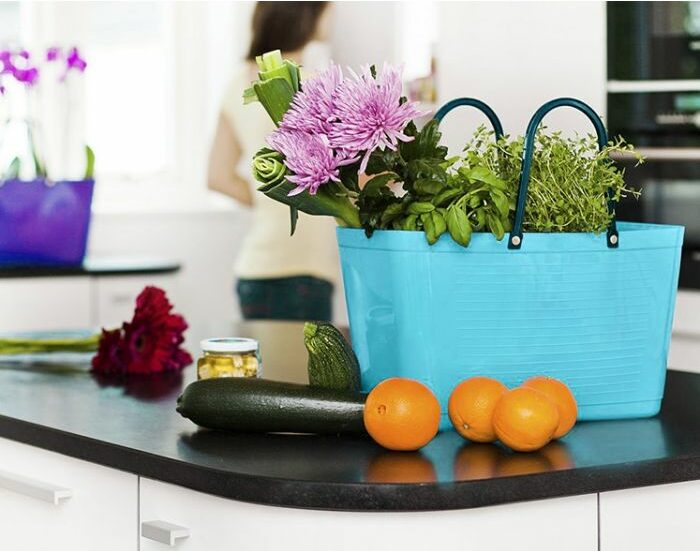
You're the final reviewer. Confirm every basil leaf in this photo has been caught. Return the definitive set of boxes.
[446,206,472,247]
[487,213,505,240]
[421,212,437,244]
[432,187,462,207]
[407,202,436,215]
[431,210,447,240]
[414,178,444,195]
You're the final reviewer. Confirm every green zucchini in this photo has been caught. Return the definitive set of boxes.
[304,322,361,391]
[176,378,366,434]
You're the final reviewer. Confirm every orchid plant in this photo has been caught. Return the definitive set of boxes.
[0,46,92,182]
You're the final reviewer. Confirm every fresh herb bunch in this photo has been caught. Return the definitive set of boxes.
[357,122,515,246]
[519,132,641,233]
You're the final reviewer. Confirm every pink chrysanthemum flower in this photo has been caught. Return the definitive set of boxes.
[267,129,349,196]
[280,63,343,135]
[330,63,422,173]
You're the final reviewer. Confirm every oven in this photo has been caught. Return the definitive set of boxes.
[608,1,700,289]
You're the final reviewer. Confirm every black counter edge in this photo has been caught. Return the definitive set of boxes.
[1,414,699,512]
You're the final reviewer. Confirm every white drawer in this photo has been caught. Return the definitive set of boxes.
[140,478,597,551]
[0,437,137,551]
[600,480,700,551]
[0,278,91,332]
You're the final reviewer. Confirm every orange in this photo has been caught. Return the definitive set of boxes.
[448,377,508,442]
[365,452,436,483]
[522,376,578,439]
[492,387,560,452]
[363,378,441,451]
[453,443,503,481]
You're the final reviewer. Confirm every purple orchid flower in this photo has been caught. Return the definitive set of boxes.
[66,47,87,72]
[46,47,62,62]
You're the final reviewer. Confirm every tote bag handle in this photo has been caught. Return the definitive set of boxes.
[508,97,619,250]
[434,98,504,139]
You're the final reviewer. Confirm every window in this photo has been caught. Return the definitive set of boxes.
[0,1,252,211]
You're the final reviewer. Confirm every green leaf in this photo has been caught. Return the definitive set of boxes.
[432,187,462,207]
[4,157,20,180]
[421,212,437,244]
[253,78,295,126]
[84,145,95,180]
[258,179,360,228]
[380,202,405,225]
[431,210,447,239]
[363,172,398,196]
[446,206,472,247]
[289,206,298,235]
[407,202,435,215]
[401,214,418,231]
[490,189,509,218]
[487,213,506,240]
[414,178,444,195]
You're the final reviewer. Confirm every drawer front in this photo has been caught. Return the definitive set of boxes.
[600,480,700,551]
[140,478,597,551]
[0,279,91,332]
[0,437,137,551]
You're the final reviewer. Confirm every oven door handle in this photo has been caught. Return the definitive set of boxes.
[610,147,700,162]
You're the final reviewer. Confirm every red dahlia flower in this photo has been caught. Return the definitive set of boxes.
[91,286,192,376]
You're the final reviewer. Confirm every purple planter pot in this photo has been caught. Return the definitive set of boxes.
[0,179,95,266]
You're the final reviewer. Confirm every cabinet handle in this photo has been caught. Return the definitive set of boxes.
[141,520,190,546]
[0,469,72,505]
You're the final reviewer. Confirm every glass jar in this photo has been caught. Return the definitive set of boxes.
[196,338,262,380]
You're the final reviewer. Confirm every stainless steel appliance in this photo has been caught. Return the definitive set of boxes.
[608,1,700,288]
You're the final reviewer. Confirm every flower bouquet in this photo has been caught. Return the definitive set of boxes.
[246,50,683,427]
[0,46,94,266]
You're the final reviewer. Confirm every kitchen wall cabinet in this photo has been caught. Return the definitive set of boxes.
[139,478,598,551]
[600,480,700,550]
[0,437,137,551]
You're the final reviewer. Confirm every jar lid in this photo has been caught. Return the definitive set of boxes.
[201,337,259,353]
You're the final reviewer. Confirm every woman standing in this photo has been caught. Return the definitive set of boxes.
[208,2,339,322]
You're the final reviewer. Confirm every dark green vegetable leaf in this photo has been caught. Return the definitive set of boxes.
[446,206,472,246]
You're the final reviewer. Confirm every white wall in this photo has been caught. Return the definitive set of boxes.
[436,1,607,152]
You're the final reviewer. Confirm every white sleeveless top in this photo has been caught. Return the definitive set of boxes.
[221,64,341,284]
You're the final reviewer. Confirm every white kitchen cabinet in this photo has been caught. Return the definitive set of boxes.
[0,271,178,333]
[600,480,700,551]
[0,437,137,551]
[140,478,598,551]
[0,278,91,332]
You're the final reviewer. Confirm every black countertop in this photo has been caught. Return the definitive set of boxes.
[0,256,181,278]
[0,321,699,512]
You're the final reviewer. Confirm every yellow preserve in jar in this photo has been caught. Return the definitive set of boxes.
[197,338,262,380]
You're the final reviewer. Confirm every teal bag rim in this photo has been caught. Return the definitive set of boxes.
[433,97,504,139]
[509,97,618,250]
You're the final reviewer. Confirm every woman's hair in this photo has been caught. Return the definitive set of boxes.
[246,1,329,60]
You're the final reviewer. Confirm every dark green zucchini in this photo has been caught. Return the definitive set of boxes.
[304,322,361,391]
[176,378,366,434]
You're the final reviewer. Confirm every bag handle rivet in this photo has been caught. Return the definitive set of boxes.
[609,234,618,245]
[510,235,521,247]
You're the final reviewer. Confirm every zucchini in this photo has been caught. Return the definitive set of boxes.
[176,378,366,434]
[304,322,361,391]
